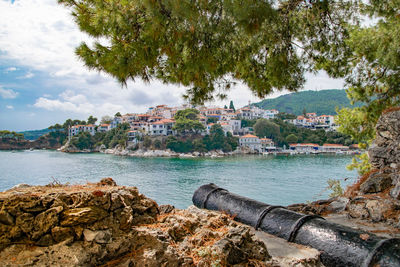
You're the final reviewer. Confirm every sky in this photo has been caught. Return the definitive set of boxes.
[0,0,344,131]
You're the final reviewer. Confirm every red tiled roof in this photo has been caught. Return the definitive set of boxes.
[240,134,258,138]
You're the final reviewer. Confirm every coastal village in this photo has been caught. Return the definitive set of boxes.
[67,103,355,155]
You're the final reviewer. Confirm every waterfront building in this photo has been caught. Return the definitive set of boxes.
[289,143,319,152]
[69,124,96,137]
[320,144,349,152]
[239,134,261,152]
[260,138,276,152]
[147,119,175,136]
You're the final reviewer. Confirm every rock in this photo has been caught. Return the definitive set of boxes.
[0,211,14,225]
[51,226,74,243]
[32,206,63,240]
[159,204,175,214]
[36,233,54,246]
[16,213,34,233]
[348,199,369,219]
[327,197,349,213]
[9,184,31,190]
[390,184,400,199]
[98,177,117,186]
[60,207,108,227]
[359,171,392,194]
[212,226,270,265]
[365,199,393,222]
[83,229,112,244]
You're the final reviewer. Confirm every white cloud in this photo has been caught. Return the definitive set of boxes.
[17,71,34,79]
[5,67,17,72]
[6,105,14,109]
[0,86,19,99]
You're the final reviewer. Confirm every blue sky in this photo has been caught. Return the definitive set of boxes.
[0,0,344,131]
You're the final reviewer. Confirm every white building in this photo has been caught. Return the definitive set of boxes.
[320,144,349,152]
[147,119,175,136]
[260,138,276,152]
[289,143,319,152]
[263,109,279,119]
[228,119,241,134]
[239,134,261,152]
[69,124,96,137]
[98,124,110,133]
[127,130,142,145]
[110,116,123,129]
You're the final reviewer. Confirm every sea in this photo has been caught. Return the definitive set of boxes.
[0,150,358,209]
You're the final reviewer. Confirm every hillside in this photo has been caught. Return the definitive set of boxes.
[254,89,362,115]
[19,128,52,140]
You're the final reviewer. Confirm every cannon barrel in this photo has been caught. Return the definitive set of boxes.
[192,183,400,267]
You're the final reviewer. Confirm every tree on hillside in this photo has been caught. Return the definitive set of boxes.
[229,101,236,112]
[254,119,280,139]
[100,116,113,124]
[285,134,298,144]
[115,112,122,117]
[173,108,205,135]
[87,115,98,125]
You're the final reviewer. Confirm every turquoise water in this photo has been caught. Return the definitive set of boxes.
[0,150,357,209]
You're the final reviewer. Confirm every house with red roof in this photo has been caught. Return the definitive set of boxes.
[239,134,261,152]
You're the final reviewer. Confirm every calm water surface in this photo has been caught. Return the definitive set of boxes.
[0,150,357,209]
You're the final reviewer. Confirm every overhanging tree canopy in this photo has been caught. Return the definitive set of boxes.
[58,0,355,103]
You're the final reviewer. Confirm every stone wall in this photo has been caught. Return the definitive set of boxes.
[367,109,400,199]
[0,178,158,251]
[346,109,400,226]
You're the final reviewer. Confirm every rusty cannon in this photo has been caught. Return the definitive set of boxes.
[192,183,400,267]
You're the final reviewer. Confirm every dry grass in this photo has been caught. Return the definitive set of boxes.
[382,106,400,114]
[344,169,378,198]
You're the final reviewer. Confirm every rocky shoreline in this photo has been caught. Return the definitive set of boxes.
[58,142,256,158]
[0,178,327,266]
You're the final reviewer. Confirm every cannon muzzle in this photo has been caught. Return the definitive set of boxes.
[192,183,400,267]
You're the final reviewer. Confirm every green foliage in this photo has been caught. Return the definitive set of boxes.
[254,119,280,139]
[327,179,344,198]
[347,152,372,176]
[336,107,376,144]
[193,138,207,153]
[0,130,25,140]
[71,132,94,150]
[102,123,129,148]
[285,134,298,144]
[100,115,113,124]
[250,118,354,148]
[240,119,257,128]
[87,115,98,124]
[203,124,238,152]
[165,136,193,153]
[165,124,238,153]
[255,90,362,115]
[173,109,205,135]
[277,112,296,120]
[143,136,152,148]
[58,0,356,104]
[153,139,162,149]
[206,117,218,124]
[115,112,122,117]
[229,100,236,112]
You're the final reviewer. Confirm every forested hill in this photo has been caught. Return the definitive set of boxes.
[254,89,362,115]
[18,128,52,141]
